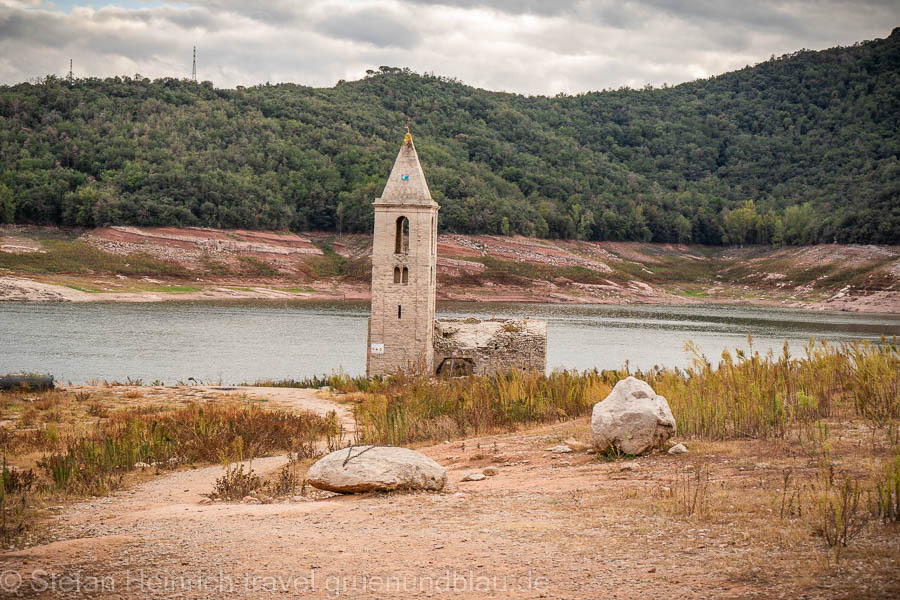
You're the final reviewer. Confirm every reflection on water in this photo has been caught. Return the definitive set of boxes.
[1,300,898,384]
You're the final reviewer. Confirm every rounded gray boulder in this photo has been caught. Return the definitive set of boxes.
[306,445,447,493]
[591,376,677,455]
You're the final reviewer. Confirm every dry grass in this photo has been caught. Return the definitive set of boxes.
[649,337,899,441]
[352,369,609,446]
[0,386,335,547]
[347,337,898,448]
[0,240,188,277]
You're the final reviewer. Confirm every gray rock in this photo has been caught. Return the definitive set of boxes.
[306,446,446,494]
[462,473,486,482]
[668,443,688,455]
[591,376,676,455]
[547,445,573,453]
[563,438,588,451]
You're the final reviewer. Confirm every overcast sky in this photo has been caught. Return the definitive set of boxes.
[1,0,897,95]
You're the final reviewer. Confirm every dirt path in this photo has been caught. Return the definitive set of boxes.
[3,414,898,599]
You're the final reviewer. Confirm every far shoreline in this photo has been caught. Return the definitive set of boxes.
[3,226,898,314]
[2,275,898,315]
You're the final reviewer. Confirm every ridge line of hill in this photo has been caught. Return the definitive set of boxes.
[0,29,898,246]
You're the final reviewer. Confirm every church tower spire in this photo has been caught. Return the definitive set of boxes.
[366,127,440,377]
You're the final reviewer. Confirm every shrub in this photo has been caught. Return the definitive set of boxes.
[37,403,332,495]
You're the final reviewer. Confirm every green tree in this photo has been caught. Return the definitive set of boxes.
[724,200,758,247]
[783,202,816,245]
[0,184,14,223]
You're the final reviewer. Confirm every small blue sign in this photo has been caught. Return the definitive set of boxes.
[401,174,409,181]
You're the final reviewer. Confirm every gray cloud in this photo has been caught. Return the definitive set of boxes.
[400,0,581,17]
[317,7,421,49]
[0,1,897,94]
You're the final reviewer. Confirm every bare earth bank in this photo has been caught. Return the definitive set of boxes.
[1,225,897,313]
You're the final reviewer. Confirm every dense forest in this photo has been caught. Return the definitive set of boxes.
[1,29,898,245]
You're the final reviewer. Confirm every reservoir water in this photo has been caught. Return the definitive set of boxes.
[1,301,898,385]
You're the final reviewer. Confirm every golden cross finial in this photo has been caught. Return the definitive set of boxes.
[403,117,412,146]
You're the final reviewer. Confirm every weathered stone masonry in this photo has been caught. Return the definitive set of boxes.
[367,131,547,377]
[366,131,439,377]
[433,318,547,376]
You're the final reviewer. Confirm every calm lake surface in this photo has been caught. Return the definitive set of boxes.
[1,301,898,385]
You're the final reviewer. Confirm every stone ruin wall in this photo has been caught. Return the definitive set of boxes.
[432,318,547,376]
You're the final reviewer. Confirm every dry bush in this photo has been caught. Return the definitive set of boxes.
[208,438,312,502]
[33,396,58,411]
[779,468,808,520]
[653,459,713,519]
[815,470,868,564]
[18,408,38,429]
[209,463,263,501]
[86,401,109,418]
[41,409,63,423]
[266,463,302,497]
[871,448,900,522]
[0,460,36,546]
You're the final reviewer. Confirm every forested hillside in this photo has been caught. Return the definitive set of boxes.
[1,28,898,245]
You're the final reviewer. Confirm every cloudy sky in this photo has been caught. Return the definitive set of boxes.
[1,0,897,95]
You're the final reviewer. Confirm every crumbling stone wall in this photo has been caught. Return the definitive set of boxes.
[432,318,547,376]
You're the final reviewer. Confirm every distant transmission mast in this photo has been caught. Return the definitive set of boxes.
[67,59,73,83]
[191,46,197,82]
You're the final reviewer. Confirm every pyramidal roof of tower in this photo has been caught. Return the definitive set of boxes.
[376,132,435,206]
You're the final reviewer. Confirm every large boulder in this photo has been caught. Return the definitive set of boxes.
[306,445,446,493]
[591,377,676,455]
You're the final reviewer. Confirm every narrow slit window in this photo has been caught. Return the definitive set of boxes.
[393,267,401,284]
[395,216,409,254]
[398,305,402,319]
[401,267,408,284]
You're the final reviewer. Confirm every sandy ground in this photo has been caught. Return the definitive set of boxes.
[2,388,898,599]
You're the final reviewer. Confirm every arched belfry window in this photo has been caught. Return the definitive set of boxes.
[393,267,401,284]
[402,267,409,284]
[395,216,409,254]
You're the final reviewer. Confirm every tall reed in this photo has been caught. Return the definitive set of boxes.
[646,337,899,439]
[352,337,899,445]
[354,369,613,445]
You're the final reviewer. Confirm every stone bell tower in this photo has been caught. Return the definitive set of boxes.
[366,128,440,377]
